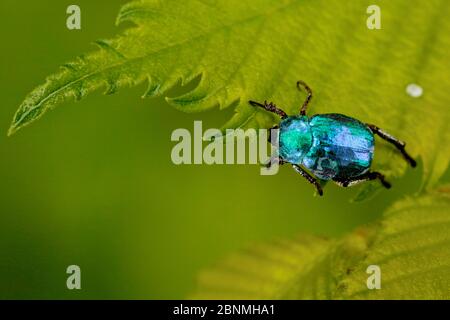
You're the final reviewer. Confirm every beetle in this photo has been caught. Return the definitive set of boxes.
[249,81,416,196]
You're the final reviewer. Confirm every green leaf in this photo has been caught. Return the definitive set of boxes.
[351,183,383,203]
[191,186,450,299]
[190,233,372,299]
[8,0,450,188]
[337,186,450,299]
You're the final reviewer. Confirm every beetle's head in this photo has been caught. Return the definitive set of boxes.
[278,115,313,163]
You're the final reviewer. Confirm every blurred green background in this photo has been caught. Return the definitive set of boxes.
[0,1,437,299]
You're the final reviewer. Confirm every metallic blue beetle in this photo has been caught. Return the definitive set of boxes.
[249,81,416,196]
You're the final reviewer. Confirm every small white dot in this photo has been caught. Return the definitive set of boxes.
[406,83,423,98]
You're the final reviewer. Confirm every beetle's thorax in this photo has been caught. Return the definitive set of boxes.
[278,115,313,164]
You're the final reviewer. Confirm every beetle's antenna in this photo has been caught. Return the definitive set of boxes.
[249,100,288,119]
[297,80,313,116]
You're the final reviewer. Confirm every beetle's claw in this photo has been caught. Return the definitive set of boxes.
[382,181,392,189]
[316,186,324,196]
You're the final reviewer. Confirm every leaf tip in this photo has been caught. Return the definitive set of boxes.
[7,126,16,137]
[7,112,22,137]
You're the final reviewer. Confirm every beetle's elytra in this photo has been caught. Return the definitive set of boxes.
[249,81,416,196]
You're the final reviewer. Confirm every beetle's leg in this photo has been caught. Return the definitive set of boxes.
[367,124,417,168]
[297,80,313,116]
[268,125,279,143]
[292,164,324,196]
[261,126,281,167]
[334,171,391,189]
[263,156,286,169]
[249,100,288,119]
